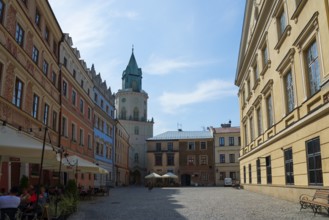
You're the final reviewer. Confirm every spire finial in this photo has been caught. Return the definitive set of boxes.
[132,44,134,53]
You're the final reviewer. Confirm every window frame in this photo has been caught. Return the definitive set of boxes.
[32,93,39,119]
[256,159,261,184]
[266,156,272,184]
[219,137,225,146]
[12,77,24,108]
[284,147,294,185]
[42,60,48,76]
[32,46,39,64]
[43,103,49,125]
[306,137,322,186]
[219,154,225,163]
[15,23,25,47]
[0,0,5,24]
[188,142,195,150]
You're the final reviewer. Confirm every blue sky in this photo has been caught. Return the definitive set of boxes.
[48,0,246,135]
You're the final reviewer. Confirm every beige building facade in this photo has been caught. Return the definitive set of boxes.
[115,121,130,186]
[211,123,240,186]
[235,0,329,202]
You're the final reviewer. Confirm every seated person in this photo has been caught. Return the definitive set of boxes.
[0,186,20,208]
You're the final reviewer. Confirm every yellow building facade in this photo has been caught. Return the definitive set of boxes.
[235,0,329,202]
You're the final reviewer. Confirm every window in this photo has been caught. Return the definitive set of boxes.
[200,155,207,165]
[306,137,322,185]
[121,107,126,120]
[134,153,138,163]
[88,134,92,149]
[253,62,259,83]
[71,123,76,141]
[42,60,48,76]
[12,78,24,108]
[31,164,39,176]
[52,111,57,131]
[43,103,49,125]
[53,41,57,56]
[266,156,272,184]
[249,116,254,141]
[32,46,39,64]
[15,23,24,46]
[284,71,295,113]
[201,172,209,181]
[238,137,241,146]
[278,9,287,37]
[230,172,236,180]
[133,107,139,120]
[100,99,104,108]
[256,159,261,184]
[167,142,173,152]
[200,141,206,150]
[167,154,174,166]
[219,172,226,180]
[187,155,195,165]
[134,126,139,135]
[229,137,234,146]
[80,99,84,113]
[73,69,76,79]
[106,105,109,113]
[62,117,67,136]
[96,142,100,155]
[80,80,84,88]
[262,44,268,67]
[63,57,67,67]
[35,9,40,27]
[219,154,225,163]
[71,90,76,106]
[156,143,161,152]
[188,142,195,150]
[62,81,67,97]
[229,154,235,163]
[284,148,294,185]
[244,123,248,145]
[155,154,162,166]
[249,164,252,184]
[52,72,57,86]
[257,107,262,136]
[243,166,246,184]
[94,93,98,102]
[87,107,91,120]
[266,95,273,128]
[32,94,39,118]
[306,41,321,96]
[219,137,225,146]
[79,129,84,145]
[0,0,5,23]
[45,26,49,43]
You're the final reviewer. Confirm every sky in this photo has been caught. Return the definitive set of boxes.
[48,0,246,136]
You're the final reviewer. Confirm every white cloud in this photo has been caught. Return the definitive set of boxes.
[159,79,236,114]
[144,55,219,75]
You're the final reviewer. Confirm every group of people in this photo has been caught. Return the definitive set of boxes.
[0,185,49,219]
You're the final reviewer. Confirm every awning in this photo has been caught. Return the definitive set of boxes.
[44,155,109,174]
[0,126,59,165]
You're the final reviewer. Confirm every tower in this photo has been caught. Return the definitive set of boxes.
[115,48,154,184]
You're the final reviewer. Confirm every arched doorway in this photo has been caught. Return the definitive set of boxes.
[181,174,191,186]
[130,170,141,185]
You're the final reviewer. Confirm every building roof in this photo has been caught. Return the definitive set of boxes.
[212,126,240,134]
[147,131,213,141]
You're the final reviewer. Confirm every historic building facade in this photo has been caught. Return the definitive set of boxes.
[235,0,329,202]
[91,65,115,187]
[0,0,62,190]
[211,122,240,186]
[147,130,215,186]
[59,34,95,187]
[146,132,180,182]
[115,121,130,186]
[115,49,153,184]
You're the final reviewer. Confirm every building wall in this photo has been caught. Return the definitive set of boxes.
[214,131,240,185]
[146,140,180,177]
[115,121,130,186]
[0,0,61,190]
[60,34,95,188]
[236,0,329,202]
[179,139,215,186]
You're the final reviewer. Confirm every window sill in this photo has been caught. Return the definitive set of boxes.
[274,25,291,52]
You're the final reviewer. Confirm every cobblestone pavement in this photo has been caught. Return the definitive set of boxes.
[68,187,328,220]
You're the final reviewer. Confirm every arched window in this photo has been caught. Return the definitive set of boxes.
[121,107,126,120]
[133,107,139,121]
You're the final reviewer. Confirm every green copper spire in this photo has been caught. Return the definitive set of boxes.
[122,46,142,92]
